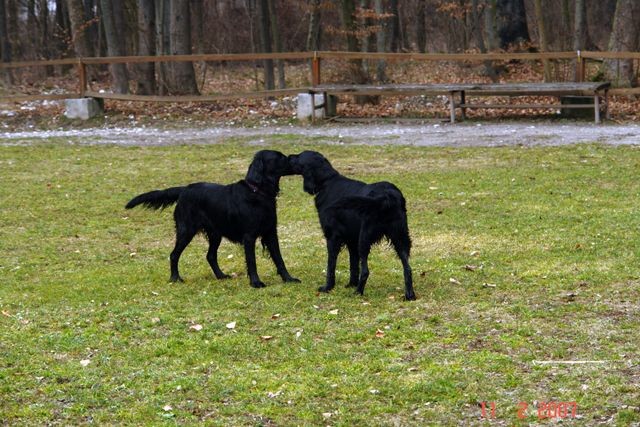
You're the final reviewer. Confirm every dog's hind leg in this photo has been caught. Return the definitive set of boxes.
[170,226,197,282]
[319,238,341,293]
[262,232,300,283]
[346,243,360,288]
[355,227,373,296]
[390,229,415,301]
[206,231,230,279]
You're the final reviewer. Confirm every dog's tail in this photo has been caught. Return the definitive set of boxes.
[125,186,185,210]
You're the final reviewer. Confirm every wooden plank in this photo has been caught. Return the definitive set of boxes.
[80,52,314,65]
[0,58,78,69]
[85,88,306,102]
[0,93,78,102]
[459,103,595,109]
[317,51,578,61]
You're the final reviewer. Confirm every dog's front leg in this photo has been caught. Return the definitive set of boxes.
[263,232,300,283]
[319,238,341,293]
[243,236,265,288]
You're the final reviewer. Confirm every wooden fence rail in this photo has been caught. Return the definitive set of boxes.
[1,51,639,103]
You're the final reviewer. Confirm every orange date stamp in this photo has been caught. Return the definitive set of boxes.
[480,401,578,420]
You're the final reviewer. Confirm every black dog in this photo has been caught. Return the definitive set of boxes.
[289,151,415,300]
[125,150,300,288]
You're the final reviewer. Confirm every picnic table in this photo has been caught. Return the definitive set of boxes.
[307,82,611,123]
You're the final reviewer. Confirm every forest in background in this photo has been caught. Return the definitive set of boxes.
[0,0,639,96]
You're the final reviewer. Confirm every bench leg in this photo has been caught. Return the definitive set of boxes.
[448,93,456,123]
[460,91,466,120]
[310,93,316,123]
[594,95,600,124]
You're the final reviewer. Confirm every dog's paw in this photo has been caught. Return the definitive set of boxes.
[216,273,232,280]
[284,276,301,283]
[251,281,266,288]
[318,285,333,293]
[169,275,184,283]
[405,291,417,301]
[346,281,357,288]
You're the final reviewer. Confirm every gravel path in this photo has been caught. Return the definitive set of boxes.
[1,122,639,146]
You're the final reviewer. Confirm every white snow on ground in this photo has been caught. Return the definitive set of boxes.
[1,122,639,146]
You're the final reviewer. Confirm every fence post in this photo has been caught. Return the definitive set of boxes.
[575,51,585,82]
[311,52,321,86]
[77,59,87,97]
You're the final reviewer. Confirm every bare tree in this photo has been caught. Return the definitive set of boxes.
[306,0,322,51]
[0,0,12,83]
[99,0,129,93]
[168,0,199,94]
[258,0,275,90]
[67,0,94,58]
[375,0,387,82]
[136,0,156,94]
[604,0,640,87]
[533,0,551,81]
[268,0,285,89]
[415,0,426,53]
[191,0,204,54]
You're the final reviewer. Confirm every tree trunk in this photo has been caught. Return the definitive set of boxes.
[268,0,285,89]
[40,0,54,76]
[472,0,497,81]
[169,0,199,94]
[496,0,529,48]
[99,0,129,93]
[533,0,551,81]
[484,0,499,51]
[191,0,204,54]
[375,0,387,82]
[603,0,640,87]
[258,0,274,90]
[0,0,12,83]
[67,0,94,58]
[136,0,156,94]
[561,0,571,50]
[306,0,322,51]
[155,0,170,95]
[388,0,400,52]
[415,0,426,53]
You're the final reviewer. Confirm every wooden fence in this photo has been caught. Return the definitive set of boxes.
[1,51,640,103]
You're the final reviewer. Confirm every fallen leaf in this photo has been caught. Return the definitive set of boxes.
[322,412,333,418]
[271,313,281,320]
[267,390,283,398]
[260,335,274,341]
[369,389,380,394]
[482,283,496,288]
[151,291,159,296]
[151,317,160,324]
[295,330,303,339]
[470,250,479,256]
[226,321,236,329]
[362,301,370,305]
[407,367,419,372]
[449,277,461,285]
[328,309,338,315]
[464,264,478,271]
[80,359,91,367]
[162,405,173,411]
[189,324,203,331]
[375,329,385,338]
[2,310,11,317]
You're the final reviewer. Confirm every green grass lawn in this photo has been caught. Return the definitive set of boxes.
[1,137,639,425]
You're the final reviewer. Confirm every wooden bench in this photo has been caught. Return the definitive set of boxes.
[307,82,611,123]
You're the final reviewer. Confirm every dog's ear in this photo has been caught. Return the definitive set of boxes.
[246,156,265,186]
[302,168,317,195]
